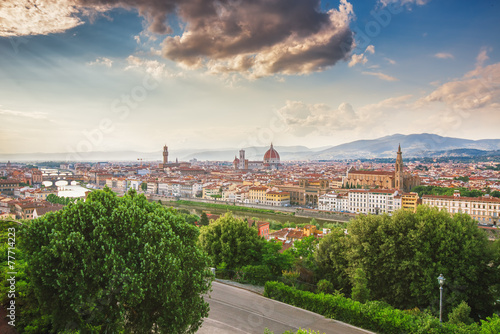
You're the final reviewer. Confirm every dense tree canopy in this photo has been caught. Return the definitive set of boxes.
[22,188,212,333]
[46,193,78,206]
[316,206,498,320]
[411,185,484,198]
[199,213,265,270]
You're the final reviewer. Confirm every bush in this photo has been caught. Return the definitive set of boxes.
[238,265,273,285]
[316,279,334,294]
[448,301,474,325]
[263,281,495,334]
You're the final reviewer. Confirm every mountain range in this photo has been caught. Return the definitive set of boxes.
[2,133,500,162]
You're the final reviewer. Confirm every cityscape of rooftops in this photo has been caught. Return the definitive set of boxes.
[1,1,500,333]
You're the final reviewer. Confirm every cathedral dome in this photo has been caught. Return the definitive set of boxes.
[263,143,280,163]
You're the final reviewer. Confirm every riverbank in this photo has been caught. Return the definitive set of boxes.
[151,196,352,226]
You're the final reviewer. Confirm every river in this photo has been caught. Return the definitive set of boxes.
[165,202,348,227]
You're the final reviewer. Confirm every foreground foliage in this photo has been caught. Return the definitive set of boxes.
[21,188,212,333]
[315,206,499,320]
[264,281,500,334]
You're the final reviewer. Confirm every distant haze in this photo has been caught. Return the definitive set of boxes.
[2,133,500,162]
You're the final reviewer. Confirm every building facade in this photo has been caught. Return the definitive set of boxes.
[422,194,500,224]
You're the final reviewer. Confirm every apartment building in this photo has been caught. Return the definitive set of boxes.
[318,192,348,212]
[422,194,500,224]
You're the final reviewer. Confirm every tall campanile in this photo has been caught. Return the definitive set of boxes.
[163,145,169,165]
[395,144,404,191]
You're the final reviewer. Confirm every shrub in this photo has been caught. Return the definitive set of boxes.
[238,265,273,285]
[448,301,474,325]
[316,279,334,294]
[264,281,491,334]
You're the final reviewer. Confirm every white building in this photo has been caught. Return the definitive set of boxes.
[348,189,399,215]
[318,192,348,212]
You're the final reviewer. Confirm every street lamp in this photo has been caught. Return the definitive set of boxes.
[437,274,445,323]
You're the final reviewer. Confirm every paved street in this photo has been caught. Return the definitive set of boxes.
[198,282,374,334]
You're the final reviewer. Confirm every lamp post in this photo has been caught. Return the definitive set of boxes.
[437,274,445,323]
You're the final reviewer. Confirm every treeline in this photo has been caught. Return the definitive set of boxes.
[411,185,500,198]
[198,207,500,327]
[46,193,79,205]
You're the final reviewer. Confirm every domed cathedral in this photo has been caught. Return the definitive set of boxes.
[263,143,281,169]
[343,144,420,192]
[233,143,281,170]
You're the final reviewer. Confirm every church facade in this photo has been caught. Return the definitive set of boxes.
[343,145,420,192]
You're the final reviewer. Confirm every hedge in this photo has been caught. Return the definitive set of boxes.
[264,281,500,334]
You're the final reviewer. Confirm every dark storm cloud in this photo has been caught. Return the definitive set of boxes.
[2,0,355,76]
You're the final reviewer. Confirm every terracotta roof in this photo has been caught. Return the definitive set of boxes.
[349,170,394,176]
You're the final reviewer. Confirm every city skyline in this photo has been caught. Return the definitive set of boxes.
[1,0,500,155]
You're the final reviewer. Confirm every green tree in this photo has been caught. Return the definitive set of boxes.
[141,182,147,191]
[346,207,496,319]
[261,239,294,277]
[22,188,212,333]
[289,235,318,260]
[199,212,209,226]
[199,213,265,269]
[315,228,351,293]
[351,267,370,303]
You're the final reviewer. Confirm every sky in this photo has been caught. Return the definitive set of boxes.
[0,0,499,156]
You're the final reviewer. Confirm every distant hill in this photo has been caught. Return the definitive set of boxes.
[308,134,500,160]
[2,134,500,162]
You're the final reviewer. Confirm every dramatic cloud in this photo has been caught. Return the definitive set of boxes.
[361,71,399,81]
[419,50,500,111]
[1,0,355,77]
[161,0,355,76]
[277,100,358,136]
[434,52,454,59]
[0,0,84,37]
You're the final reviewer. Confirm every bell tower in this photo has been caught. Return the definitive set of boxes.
[163,145,168,165]
[395,144,404,191]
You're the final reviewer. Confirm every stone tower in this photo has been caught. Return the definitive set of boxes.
[239,149,245,169]
[163,145,168,165]
[395,144,404,191]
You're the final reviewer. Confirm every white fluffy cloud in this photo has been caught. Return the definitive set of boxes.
[88,57,113,67]
[124,56,170,80]
[276,95,416,138]
[277,100,359,136]
[419,50,500,111]
[348,45,375,67]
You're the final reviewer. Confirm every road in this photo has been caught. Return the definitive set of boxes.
[198,282,374,334]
